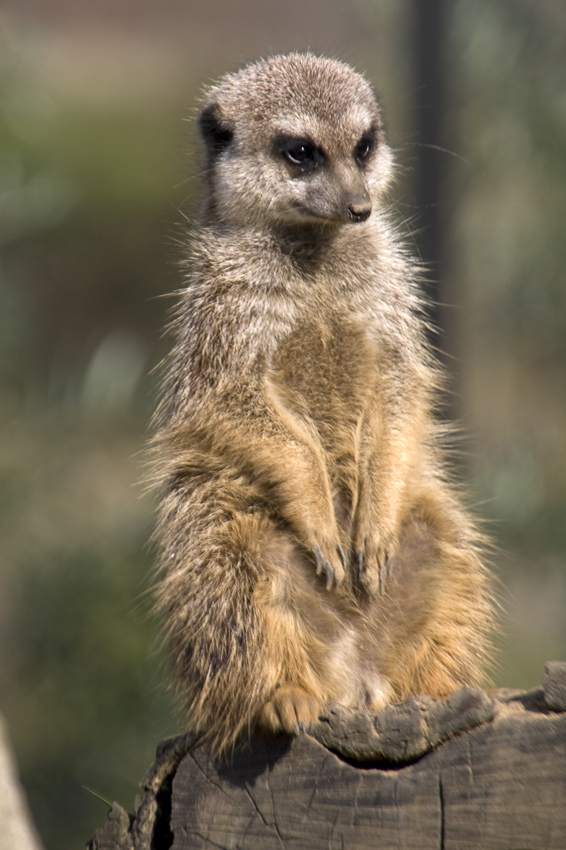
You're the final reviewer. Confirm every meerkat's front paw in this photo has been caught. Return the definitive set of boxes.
[305,531,346,590]
[256,685,321,735]
[355,532,398,595]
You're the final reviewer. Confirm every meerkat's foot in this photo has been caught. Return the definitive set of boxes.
[256,685,321,735]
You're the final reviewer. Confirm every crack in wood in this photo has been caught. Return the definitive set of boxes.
[243,783,269,827]
[188,751,240,803]
[267,776,286,849]
[438,774,445,850]
[193,831,227,849]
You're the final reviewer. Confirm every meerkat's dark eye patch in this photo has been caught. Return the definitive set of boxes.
[275,134,324,173]
[199,102,234,157]
[355,125,378,164]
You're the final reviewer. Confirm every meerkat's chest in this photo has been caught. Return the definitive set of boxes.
[267,314,378,427]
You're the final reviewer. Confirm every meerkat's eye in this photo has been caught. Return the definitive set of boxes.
[355,127,377,164]
[284,143,316,165]
[275,135,322,172]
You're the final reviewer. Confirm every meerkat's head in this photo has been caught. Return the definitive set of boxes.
[198,53,394,231]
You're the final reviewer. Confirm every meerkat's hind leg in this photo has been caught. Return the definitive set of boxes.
[374,503,493,702]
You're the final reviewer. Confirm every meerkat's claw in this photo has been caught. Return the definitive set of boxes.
[355,533,399,594]
[314,545,331,585]
[385,554,395,582]
[313,543,344,589]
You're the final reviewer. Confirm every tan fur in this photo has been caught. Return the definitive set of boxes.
[151,53,494,754]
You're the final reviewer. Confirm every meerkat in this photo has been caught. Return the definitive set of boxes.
[152,53,494,754]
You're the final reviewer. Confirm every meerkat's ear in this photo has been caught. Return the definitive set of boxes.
[199,102,234,157]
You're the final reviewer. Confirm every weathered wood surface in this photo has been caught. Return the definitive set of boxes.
[87,661,566,850]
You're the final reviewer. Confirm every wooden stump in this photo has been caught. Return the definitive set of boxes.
[87,661,566,850]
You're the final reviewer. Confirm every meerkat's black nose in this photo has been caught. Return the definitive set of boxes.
[347,204,371,223]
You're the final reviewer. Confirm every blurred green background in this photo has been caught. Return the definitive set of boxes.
[0,1,564,848]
